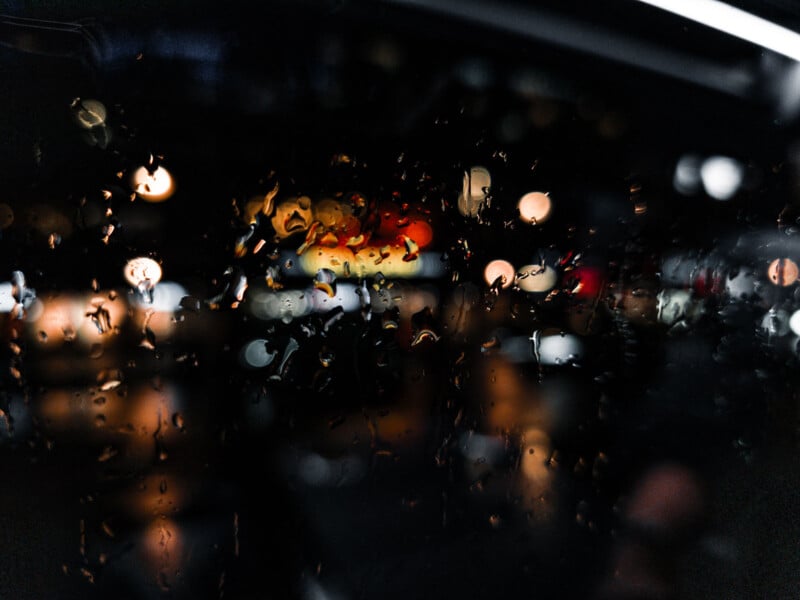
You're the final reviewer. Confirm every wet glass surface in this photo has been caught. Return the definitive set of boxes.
[1,2,800,599]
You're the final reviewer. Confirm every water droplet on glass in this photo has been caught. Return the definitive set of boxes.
[0,203,13,229]
[172,413,185,431]
[70,98,107,129]
[99,379,122,392]
[318,350,335,367]
[101,521,115,538]
[314,268,337,297]
[85,301,112,334]
[97,446,118,462]
[179,296,201,312]
[124,257,162,304]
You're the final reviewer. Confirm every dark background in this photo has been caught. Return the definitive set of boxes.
[1,1,800,599]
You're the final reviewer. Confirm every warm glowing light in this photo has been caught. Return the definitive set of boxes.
[636,0,800,63]
[124,257,163,289]
[521,428,552,484]
[298,244,433,278]
[563,266,604,300]
[272,195,314,240]
[767,258,799,286]
[29,292,127,346]
[132,165,175,202]
[457,166,491,218]
[141,517,184,576]
[79,294,128,341]
[517,192,552,224]
[484,259,515,289]
[133,308,176,340]
[516,264,557,293]
[394,284,439,318]
[403,220,434,249]
[70,98,107,129]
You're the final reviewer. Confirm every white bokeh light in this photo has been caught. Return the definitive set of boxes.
[700,156,743,201]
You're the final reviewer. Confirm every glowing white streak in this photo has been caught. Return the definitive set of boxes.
[637,0,800,63]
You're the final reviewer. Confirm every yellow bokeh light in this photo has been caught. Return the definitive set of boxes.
[518,192,552,224]
[132,166,175,202]
[124,257,163,289]
[484,259,516,289]
[516,264,557,293]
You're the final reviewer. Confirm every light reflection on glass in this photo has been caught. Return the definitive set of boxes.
[517,192,552,224]
[516,264,557,293]
[457,166,491,218]
[700,155,743,201]
[767,257,799,287]
[27,292,128,347]
[519,427,555,522]
[132,165,175,202]
[140,517,185,586]
[484,259,515,289]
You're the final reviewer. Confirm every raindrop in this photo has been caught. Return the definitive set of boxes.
[457,166,491,218]
[97,446,118,462]
[767,258,799,286]
[101,521,115,538]
[99,380,122,392]
[319,350,335,367]
[172,413,185,431]
[483,260,515,289]
[131,164,175,203]
[517,192,552,224]
[10,270,36,317]
[516,264,557,293]
[124,257,162,303]
[140,326,156,350]
[314,268,337,297]
[70,98,107,129]
[179,296,201,312]
[86,302,112,334]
